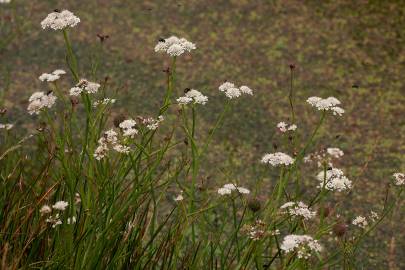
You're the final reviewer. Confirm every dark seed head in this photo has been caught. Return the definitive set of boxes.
[70,97,79,107]
[54,9,61,12]
[184,88,191,93]
[113,113,126,128]
[158,38,165,42]
[333,223,347,237]
[247,197,261,212]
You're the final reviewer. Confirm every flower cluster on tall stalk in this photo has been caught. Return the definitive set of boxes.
[0,8,403,270]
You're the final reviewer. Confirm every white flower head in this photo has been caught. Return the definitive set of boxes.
[327,148,344,159]
[316,168,352,192]
[177,89,208,105]
[352,216,368,228]
[224,87,241,99]
[218,187,232,195]
[261,152,294,166]
[393,173,404,186]
[155,36,196,57]
[70,79,100,96]
[280,201,316,220]
[52,201,68,211]
[113,144,130,154]
[38,69,66,82]
[69,87,82,96]
[119,119,138,138]
[0,123,14,130]
[218,183,250,196]
[307,96,344,116]
[141,115,164,130]
[240,85,253,95]
[277,122,297,133]
[219,82,253,99]
[40,205,52,215]
[52,69,66,76]
[0,0,12,4]
[27,91,57,115]
[280,234,322,259]
[218,82,235,92]
[174,194,184,201]
[41,10,80,30]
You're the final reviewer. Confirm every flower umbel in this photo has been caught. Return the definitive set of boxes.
[280,201,316,220]
[154,36,196,57]
[41,10,80,30]
[316,168,352,192]
[280,234,322,259]
[261,152,294,167]
[27,91,57,115]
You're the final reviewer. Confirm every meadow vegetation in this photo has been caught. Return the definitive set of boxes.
[1,1,404,269]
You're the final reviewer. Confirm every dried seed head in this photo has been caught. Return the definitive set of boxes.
[70,97,79,107]
[113,113,126,128]
[247,197,262,212]
[333,223,347,237]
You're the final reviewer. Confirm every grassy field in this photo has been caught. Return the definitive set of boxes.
[1,1,404,269]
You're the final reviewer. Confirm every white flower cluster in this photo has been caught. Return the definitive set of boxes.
[39,201,69,228]
[316,168,352,192]
[218,82,253,99]
[0,123,14,130]
[277,122,297,133]
[280,234,322,259]
[370,211,379,222]
[177,89,208,105]
[217,183,250,196]
[306,96,345,116]
[53,201,69,210]
[154,36,196,57]
[304,147,344,168]
[393,173,404,186]
[27,91,57,115]
[0,0,11,4]
[261,152,294,167]
[39,69,66,82]
[280,201,316,220]
[326,147,344,159]
[174,192,184,202]
[243,219,266,241]
[70,79,101,96]
[41,10,80,30]
[94,129,131,160]
[352,216,368,228]
[141,115,164,130]
[119,119,138,138]
[93,98,116,107]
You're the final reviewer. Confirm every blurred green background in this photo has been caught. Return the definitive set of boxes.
[1,1,404,269]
